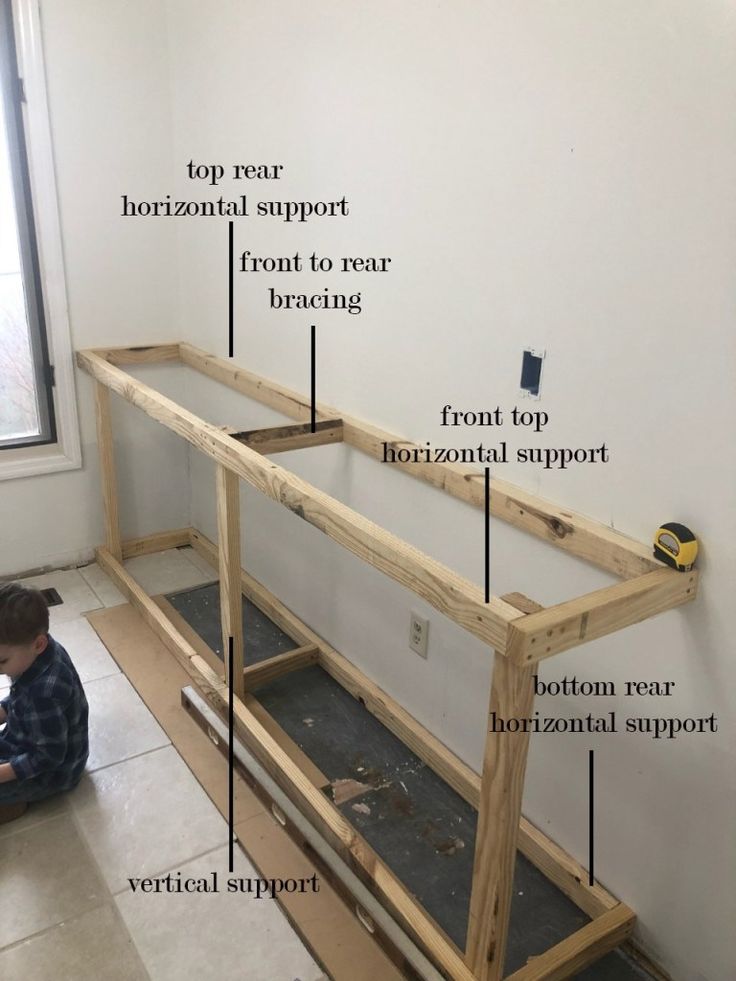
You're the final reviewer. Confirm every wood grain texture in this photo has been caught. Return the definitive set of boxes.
[78,349,520,653]
[503,903,635,981]
[216,465,244,699]
[96,547,199,670]
[88,605,405,981]
[233,418,343,454]
[516,819,616,920]
[96,549,463,974]
[243,644,320,688]
[98,538,630,980]
[152,594,223,677]
[466,590,545,979]
[152,593,326,787]
[98,537,466,975]
[189,528,484,803]
[178,342,659,579]
[188,529,622,922]
[243,693,330,791]
[179,342,325,423]
[190,653,476,981]
[98,343,181,364]
[155,590,317,694]
[466,654,536,979]
[121,528,192,559]
[93,383,122,561]
[507,568,698,664]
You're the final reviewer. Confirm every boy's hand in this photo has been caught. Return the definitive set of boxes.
[0,762,17,783]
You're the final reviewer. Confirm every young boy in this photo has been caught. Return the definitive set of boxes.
[0,582,89,824]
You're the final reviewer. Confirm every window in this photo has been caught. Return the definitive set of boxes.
[0,0,80,478]
[0,0,55,448]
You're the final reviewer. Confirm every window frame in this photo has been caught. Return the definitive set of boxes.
[0,0,80,480]
[1,0,56,450]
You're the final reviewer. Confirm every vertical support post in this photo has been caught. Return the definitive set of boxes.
[93,382,122,560]
[216,464,244,699]
[466,652,536,980]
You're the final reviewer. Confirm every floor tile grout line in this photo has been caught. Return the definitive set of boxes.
[73,569,328,979]
[78,668,123,685]
[78,565,124,609]
[0,805,118,956]
[65,786,155,979]
[179,546,216,575]
[109,841,234,898]
[3,559,233,975]
[0,802,70,842]
[104,895,155,981]
[25,559,275,971]
[83,740,174,778]
[0,899,122,958]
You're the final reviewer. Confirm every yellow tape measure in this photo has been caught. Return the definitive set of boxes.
[653,522,698,572]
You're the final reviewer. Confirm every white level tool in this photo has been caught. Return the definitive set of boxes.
[181,685,444,981]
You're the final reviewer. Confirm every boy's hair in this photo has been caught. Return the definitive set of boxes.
[0,582,50,644]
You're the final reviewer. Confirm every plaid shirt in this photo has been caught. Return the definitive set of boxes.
[0,635,88,791]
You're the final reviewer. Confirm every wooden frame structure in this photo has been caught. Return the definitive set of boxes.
[77,342,698,980]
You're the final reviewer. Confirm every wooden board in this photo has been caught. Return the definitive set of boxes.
[86,602,405,981]
[190,651,477,981]
[81,349,699,670]
[152,594,223,675]
[93,382,122,561]
[507,568,698,664]
[97,342,181,364]
[188,527,621,923]
[178,342,660,579]
[234,418,344,454]
[504,904,635,980]
[93,543,639,981]
[75,332,686,981]
[153,596,328,790]
[78,348,521,653]
[466,656,536,979]
[121,528,192,559]
[216,464,244,697]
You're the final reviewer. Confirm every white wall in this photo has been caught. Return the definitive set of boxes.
[165,4,736,979]
[1,0,186,576]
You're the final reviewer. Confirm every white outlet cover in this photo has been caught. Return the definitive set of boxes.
[409,612,429,658]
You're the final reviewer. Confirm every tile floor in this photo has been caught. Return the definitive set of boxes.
[0,548,325,981]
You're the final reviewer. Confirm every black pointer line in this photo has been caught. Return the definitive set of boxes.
[589,749,595,886]
[484,467,490,603]
[228,222,234,358]
[228,635,234,873]
[310,325,316,433]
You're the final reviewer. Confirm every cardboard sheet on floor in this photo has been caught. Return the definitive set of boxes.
[86,602,403,981]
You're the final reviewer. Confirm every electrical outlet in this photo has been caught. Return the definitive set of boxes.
[409,612,429,658]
